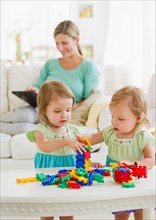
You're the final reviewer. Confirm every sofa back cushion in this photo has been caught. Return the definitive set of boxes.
[1,61,8,115]
[8,65,42,110]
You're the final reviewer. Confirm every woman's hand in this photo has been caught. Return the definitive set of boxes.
[66,138,86,154]
[27,86,39,93]
[73,99,86,110]
[91,162,104,168]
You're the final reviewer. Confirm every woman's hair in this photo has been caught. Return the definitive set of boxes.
[37,81,75,125]
[54,20,82,55]
[109,85,150,128]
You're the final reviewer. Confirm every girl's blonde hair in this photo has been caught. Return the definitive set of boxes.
[109,85,150,128]
[54,20,82,55]
[37,81,75,125]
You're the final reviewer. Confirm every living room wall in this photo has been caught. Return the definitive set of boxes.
[1,0,155,95]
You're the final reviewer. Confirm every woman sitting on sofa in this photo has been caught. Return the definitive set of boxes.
[0,20,101,136]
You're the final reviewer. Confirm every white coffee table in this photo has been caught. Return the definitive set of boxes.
[1,167,155,218]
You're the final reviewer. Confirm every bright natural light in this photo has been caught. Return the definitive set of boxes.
[1,0,155,92]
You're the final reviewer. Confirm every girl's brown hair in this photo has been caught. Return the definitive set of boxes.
[37,81,75,125]
[54,20,82,55]
[109,85,150,128]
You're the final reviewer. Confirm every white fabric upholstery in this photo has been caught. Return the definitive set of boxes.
[0,62,109,171]
[8,65,41,110]
[11,133,36,159]
[0,133,11,158]
[0,61,8,115]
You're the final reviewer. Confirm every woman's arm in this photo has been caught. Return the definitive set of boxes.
[34,131,86,154]
[83,60,100,99]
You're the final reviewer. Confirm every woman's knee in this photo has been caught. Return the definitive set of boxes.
[1,106,37,123]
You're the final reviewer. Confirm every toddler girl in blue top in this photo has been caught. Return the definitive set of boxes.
[27,81,85,168]
[27,81,86,220]
[27,81,99,220]
[77,85,155,220]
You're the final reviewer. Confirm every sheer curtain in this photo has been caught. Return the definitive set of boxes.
[103,1,155,95]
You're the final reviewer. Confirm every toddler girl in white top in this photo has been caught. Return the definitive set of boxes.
[77,85,155,220]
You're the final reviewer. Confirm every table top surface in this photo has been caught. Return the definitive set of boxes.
[1,167,156,204]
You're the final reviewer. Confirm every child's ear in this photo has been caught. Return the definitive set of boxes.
[75,36,79,45]
[42,110,46,115]
[137,116,141,123]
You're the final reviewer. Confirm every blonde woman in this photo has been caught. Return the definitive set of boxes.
[1,20,100,135]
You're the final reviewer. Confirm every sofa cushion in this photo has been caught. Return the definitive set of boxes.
[70,89,102,126]
[0,133,11,158]
[8,126,100,160]
[0,61,8,115]
[11,133,36,159]
[8,65,41,110]
[86,95,110,128]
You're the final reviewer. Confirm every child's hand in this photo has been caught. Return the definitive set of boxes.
[76,134,86,143]
[91,162,104,168]
[118,161,133,166]
[66,138,86,154]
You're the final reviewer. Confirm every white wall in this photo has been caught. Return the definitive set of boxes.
[1,0,155,94]
[1,1,109,64]
[102,1,155,94]
[1,1,71,60]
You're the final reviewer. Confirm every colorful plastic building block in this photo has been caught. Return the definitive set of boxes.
[110,162,147,187]
[16,138,147,190]
[76,136,92,171]
[122,182,135,188]
[16,177,38,183]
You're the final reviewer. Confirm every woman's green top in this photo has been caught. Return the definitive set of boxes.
[33,58,100,103]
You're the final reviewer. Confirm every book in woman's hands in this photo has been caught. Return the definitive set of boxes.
[12,91,37,108]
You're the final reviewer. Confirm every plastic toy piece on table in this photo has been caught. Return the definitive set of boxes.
[68,181,81,189]
[122,182,135,188]
[76,136,92,171]
[42,175,59,186]
[16,177,38,183]
[88,172,94,186]
[93,173,104,183]
[93,168,111,176]
[113,168,133,184]
[110,162,147,186]
[36,173,48,181]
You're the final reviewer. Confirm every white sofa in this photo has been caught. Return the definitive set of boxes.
[0,61,111,171]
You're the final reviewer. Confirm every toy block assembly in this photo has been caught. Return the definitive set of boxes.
[76,136,92,171]
[110,162,147,188]
[16,138,147,190]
